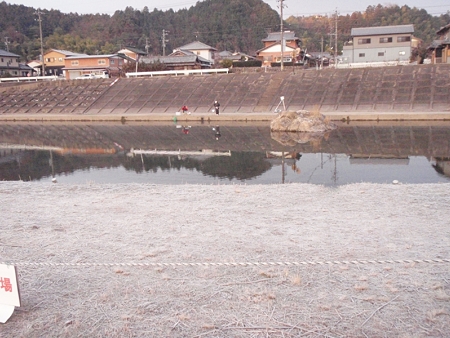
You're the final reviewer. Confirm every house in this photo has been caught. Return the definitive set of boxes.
[117,47,147,62]
[141,53,212,70]
[0,49,33,77]
[174,41,217,63]
[428,22,450,64]
[341,24,414,64]
[216,51,257,63]
[27,60,43,75]
[43,49,87,76]
[256,31,301,66]
[63,54,129,79]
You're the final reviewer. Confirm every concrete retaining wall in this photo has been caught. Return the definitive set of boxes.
[0,64,449,121]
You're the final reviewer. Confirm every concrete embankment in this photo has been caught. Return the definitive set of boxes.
[0,64,449,122]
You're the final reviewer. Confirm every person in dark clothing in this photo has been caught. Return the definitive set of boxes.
[213,100,220,115]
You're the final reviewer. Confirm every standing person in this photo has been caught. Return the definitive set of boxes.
[181,105,190,114]
[213,100,220,115]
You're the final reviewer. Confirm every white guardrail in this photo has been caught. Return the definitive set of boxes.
[336,61,410,69]
[0,75,60,83]
[126,68,229,78]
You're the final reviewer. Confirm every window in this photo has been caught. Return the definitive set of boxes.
[71,60,79,66]
[399,51,406,56]
[58,57,63,61]
[379,37,392,43]
[98,59,106,65]
[45,58,50,62]
[397,36,411,42]
[378,52,385,57]
[110,59,115,65]
[359,53,365,57]
[1,58,3,62]
[358,38,371,44]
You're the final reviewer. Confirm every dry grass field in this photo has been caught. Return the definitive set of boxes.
[1,182,449,337]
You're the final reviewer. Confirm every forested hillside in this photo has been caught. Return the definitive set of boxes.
[286,4,450,53]
[0,0,449,62]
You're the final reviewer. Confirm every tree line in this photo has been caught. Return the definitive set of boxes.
[0,0,448,62]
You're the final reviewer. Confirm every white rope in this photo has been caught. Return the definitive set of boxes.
[1,258,449,268]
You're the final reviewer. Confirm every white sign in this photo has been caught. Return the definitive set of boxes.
[0,264,20,324]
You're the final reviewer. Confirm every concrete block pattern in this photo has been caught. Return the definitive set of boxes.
[1,65,450,116]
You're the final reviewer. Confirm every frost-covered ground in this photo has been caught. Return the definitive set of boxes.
[1,182,449,337]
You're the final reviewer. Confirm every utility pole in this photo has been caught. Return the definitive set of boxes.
[277,0,286,71]
[162,29,169,56]
[35,9,45,76]
[321,36,324,69]
[145,37,150,55]
[4,37,10,52]
[334,9,338,66]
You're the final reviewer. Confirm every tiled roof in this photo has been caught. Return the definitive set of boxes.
[49,49,86,56]
[65,54,117,59]
[351,25,414,36]
[0,49,20,57]
[176,41,217,51]
[119,47,147,55]
[436,23,450,35]
[262,31,298,42]
[142,55,212,66]
[168,50,213,64]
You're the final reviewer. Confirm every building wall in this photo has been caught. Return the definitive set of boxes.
[0,53,20,76]
[342,33,412,63]
[43,51,67,76]
[64,56,123,79]
[190,49,213,62]
[257,44,295,65]
[44,51,66,67]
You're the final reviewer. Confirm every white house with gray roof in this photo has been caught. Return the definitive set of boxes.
[341,24,414,64]
[0,49,32,77]
[174,41,217,63]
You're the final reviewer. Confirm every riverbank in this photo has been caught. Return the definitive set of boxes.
[1,182,449,337]
[1,110,450,122]
[1,65,450,121]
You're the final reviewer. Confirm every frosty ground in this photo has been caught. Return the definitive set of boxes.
[1,182,449,337]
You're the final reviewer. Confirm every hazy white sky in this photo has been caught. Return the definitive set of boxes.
[4,0,450,16]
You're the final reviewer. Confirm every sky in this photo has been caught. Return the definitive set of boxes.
[4,0,450,17]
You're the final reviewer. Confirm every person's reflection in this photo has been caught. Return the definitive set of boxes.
[212,125,221,140]
[182,125,191,134]
[176,124,191,134]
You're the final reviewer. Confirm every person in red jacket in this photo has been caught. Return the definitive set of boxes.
[181,105,190,114]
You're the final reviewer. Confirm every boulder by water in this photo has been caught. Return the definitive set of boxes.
[270,110,337,133]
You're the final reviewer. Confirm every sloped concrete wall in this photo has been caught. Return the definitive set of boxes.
[0,64,449,116]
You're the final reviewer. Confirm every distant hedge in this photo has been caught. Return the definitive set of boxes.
[270,62,294,67]
[232,60,262,67]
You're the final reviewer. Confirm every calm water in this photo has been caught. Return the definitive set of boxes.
[1,122,449,186]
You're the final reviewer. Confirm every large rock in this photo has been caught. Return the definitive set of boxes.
[270,110,337,133]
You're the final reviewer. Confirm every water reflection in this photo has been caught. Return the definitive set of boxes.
[0,122,449,185]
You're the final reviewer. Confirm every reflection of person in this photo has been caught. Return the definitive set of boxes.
[213,100,220,115]
[212,126,221,140]
[182,126,191,134]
